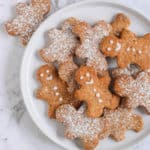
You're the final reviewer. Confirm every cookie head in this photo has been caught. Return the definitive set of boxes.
[36,64,57,85]
[100,35,123,57]
[75,66,98,86]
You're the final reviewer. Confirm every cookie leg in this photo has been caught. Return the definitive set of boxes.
[107,95,120,110]
[48,105,56,118]
[86,104,103,118]
[117,55,130,68]
[83,139,99,150]
[111,129,126,141]
[130,115,143,132]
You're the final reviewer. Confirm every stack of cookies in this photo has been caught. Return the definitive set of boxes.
[35,13,150,150]
[5,2,150,149]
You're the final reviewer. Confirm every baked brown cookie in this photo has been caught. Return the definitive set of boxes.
[111,13,130,36]
[72,20,111,75]
[114,71,150,114]
[100,29,150,70]
[39,18,80,93]
[75,66,120,118]
[36,64,80,118]
[99,107,143,141]
[5,0,51,45]
[56,104,108,150]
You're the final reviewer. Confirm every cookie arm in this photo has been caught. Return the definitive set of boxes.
[16,3,27,15]
[111,128,126,141]
[130,115,143,132]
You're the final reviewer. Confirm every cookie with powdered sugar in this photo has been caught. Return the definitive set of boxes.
[56,104,108,150]
[56,104,143,150]
[72,20,111,75]
[75,66,120,118]
[114,71,150,114]
[40,18,80,93]
[36,64,81,118]
[5,0,51,45]
[99,107,143,141]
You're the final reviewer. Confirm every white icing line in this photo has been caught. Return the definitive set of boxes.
[96,93,100,98]
[115,42,121,51]
[46,75,53,81]
[86,79,94,85]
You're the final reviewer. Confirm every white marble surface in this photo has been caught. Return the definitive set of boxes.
[0,0,149,150]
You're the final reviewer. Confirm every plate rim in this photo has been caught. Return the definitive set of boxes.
[20,0,150,150]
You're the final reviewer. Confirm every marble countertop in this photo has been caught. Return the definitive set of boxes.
[0,0,149,150]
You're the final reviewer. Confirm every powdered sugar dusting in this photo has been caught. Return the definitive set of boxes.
[41,22,78,63]
[100,108,143,140]
[116,71,150,112]
[56,105,104,141]
[6,0,50,44]
[75,21,111,74]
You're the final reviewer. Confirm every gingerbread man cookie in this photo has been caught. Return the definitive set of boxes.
[72,20,111,75]
[56,104,108,150]
[99,108,143,141]
[39,18,79,64]
[5,0,51,45]
[39,18,80,93]
[36,64,80,118]
[100,29,150,70]
[75,66,120,118]
[114,71,150,114]
[111,13,130,36]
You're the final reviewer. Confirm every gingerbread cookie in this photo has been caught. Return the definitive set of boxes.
[72,20,111,75]
[75,66,120,118]
[114,71,150,114]
[36,64,80,118]
[99,108,143,141]
[5,0,51,45]
[39,18,79,64]
[111,13,130,36]
[39,18,80,92]
[56,104,108,150]
[100,29,150,70]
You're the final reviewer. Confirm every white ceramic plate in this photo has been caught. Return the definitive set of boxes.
[21,0,150,150]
